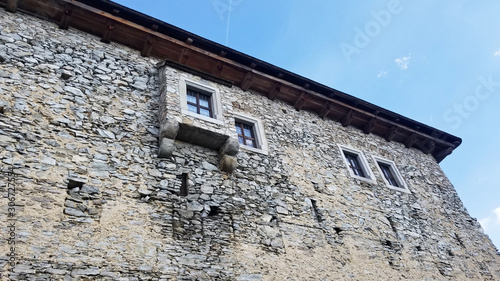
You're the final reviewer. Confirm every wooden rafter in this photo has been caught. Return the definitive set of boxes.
[422,140,436,154]
[179,48,190,64]
[6,0,19,12]
[141,34,155,57]
[59,3,73,29]
[385,126,398,142]
[101,18,115,43]
[268,82,281,100]
[212,60,224,76]
[141,24,158,57]
[241,72,253,91]
[433,147,453,162]
[363,118,376,134]
[341,110,354,127]
[405,133,418,148]
[294,92,308,111]
[319,102,332,119]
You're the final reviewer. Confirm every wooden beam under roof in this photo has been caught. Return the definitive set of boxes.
[341,110,353,127]
[363,118,376,134]
[294,92,307,111]
[6,0,18,12]
[59,3,73,29]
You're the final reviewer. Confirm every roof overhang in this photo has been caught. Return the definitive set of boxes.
[0,0,462,162]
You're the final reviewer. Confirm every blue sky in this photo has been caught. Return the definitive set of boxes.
[113,0,500,248]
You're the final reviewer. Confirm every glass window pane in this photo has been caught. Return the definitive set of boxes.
[238,136,245,144]
[200,108,210,117]
[199,95,210,107]
[187,104,198,113]
[235,125,243,135]
[246,139,255,148]
[187,94,197,104]
[243,127,252,137]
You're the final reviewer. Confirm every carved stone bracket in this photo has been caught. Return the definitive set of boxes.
[219,138,239,173]
[158,119,179,159]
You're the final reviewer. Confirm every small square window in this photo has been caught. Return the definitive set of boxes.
[179,77,223,125]
[187,88,212,117]
[234,113,268,155]
[373,156,409,193]
[235,121,256,148]
[339,145,375,183]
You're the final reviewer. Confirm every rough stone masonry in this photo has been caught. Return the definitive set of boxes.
[0,2,499,281]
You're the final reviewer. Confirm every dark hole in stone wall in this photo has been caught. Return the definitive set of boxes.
[382,240,393,249]
[387,216,397,234]
[208,206,219,216]
[180,173,188,197]
[0,106,4,114]
[67,179,84,189]
[333,227,342,235]
[454,233,466,248]
[310,199,324,223]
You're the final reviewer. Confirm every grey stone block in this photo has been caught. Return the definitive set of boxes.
[159,119,179,140]
[220,138,240,156]
[219,155,237,173]
[158,137,176,158]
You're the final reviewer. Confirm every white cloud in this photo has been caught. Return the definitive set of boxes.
[494,49,500,57]
[377,71,387,78]
[479,206,500,248]
[395,55,411,70]
[479,217,491,231]
[494,206,500,224]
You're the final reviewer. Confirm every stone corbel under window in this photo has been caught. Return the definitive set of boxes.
[158,120,239,173]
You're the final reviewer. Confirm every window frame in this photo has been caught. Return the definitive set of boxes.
[235,120,256,148]
[372,156,410,193]
[233,112,268,155]
[179,77,223,125]
[186,88,212,118]
[338,145,376,183]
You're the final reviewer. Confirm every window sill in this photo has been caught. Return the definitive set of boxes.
[181,109,224,126]
[240,144,269,155]
[383,184,411,194]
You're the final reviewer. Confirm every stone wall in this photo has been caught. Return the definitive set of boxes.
[0,7,499,281]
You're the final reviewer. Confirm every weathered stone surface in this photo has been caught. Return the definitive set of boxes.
[220,138,240,156]
[80,184,99,194]
[64,207,86,217]
[219,155,238,173]
[159,119,179,140]
[158,137,175,158]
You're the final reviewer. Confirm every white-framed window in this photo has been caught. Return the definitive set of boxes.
[179,77,223,125]
[372,156,410,193]
[233,112,268,155]
[338,145,376,183]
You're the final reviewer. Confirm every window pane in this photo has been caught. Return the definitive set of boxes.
[235,125,243,135]
[187,91,197,103]
[199,94,210,107]
[345,152,365,178]
[238,136,245,144]
[380,163,398,187]
[200,108,210,117]
[246,139,255,148]
[243,127,253,137]
[187,104,198,113]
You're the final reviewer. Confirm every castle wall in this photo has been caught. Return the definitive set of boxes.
[0,8,499,280]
